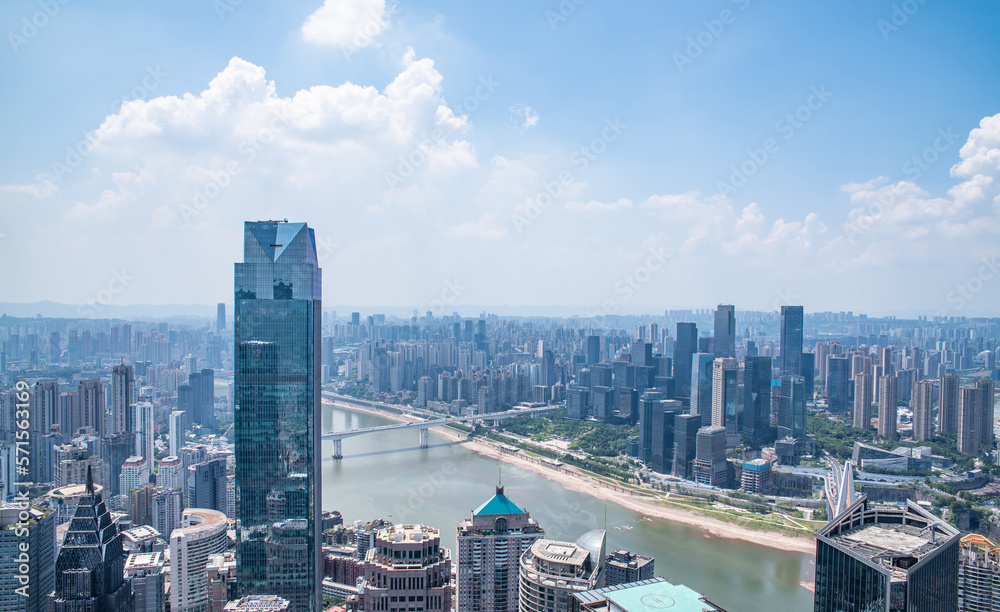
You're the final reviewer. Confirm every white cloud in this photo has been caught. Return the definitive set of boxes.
[507,104,539,131]
[0,175,58,198]
[301,0,392,49]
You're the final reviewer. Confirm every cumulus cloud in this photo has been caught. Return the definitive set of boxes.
[301,0,392,49]
[507,104,539,131]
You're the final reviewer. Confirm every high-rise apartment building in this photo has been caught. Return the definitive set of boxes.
[170,508,229,612]
[877,375,899,441]
[234,221,322,611]
[958,534,1000,612]
[457,486,545,612]
[976,379,995,448]
[940,373,960,434]
[959,386,981,455]
[713,305,735,359]
[78,378,105,438]
[518,530,607,612]
[360,524,452,612]
[814,498,959,612]
[111,362,136,435]
[742,356,772,448]
[603,550,654,586]
[135,400,155,462]
[779,305,804,376]
[853,373,874,430]
[912,380,934,442]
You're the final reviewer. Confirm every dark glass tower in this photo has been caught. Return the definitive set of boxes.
[673,322,697,401]
[742,355,772,448]
[234,221,322,612]
[49,470,133,612]
[779,305,804,376]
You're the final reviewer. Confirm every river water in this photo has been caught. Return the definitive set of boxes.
[320,404,815,612]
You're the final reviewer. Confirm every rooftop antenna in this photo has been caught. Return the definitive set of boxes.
[497,468,504,496]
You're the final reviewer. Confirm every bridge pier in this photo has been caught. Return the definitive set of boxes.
[418,427,429,449]
[332,438,343,460]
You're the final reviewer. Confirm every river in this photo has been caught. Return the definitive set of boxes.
[320,404,815,612]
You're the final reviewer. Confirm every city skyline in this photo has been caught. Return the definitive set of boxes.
[2,2,1000,315]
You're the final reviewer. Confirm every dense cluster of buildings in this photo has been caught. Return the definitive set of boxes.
[2,219,1000,611]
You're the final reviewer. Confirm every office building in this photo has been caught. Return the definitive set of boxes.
[188,457,228,514]
[959,386,981,455]
[673,323,697,400]
[713,305,735,359]
[958,534,1000,612]
[570,576,727,612]
[170,508,229,612]
[77,378,105,438]
[690,353,714,427]
[827,357,851,413]
[48,471,133,612]
[234,221,323,611]
[854,373,874,430]
[129,482,156,527]
[814,498,960,612]
[742,356,772,448]
[912,380,934,442]
[519,530,607,612]
[940,373,960,434]
[125,551,167,612]
[360,524,451,612]
[603,550,654,587]
[650,398,682,474]
[217,302,227,333]
[742,458,771,494]
[779,305,804,376]
[672,413,701,480]
[456,485,545,612]
[0,502,55,612]
[586,335,600,365]
[691,426,728,488]
[111,362,136,435]
[711,358,739,446]
[778,376,806,441]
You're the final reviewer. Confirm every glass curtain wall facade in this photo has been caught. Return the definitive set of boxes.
[234,221,322,612]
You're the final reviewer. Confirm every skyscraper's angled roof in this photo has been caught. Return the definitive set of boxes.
[473,486,526,516]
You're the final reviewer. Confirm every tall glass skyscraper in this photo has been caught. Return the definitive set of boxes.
[234,221,322,612]
[779,305,804,377]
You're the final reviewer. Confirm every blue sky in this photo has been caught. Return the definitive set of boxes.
[2,0,1000,317]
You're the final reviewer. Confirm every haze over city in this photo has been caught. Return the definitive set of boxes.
[3,1,1000,315]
